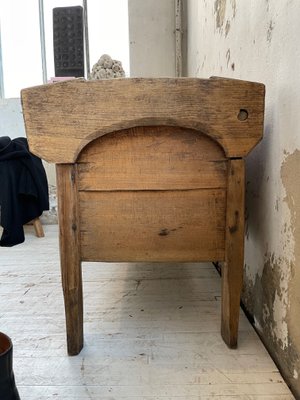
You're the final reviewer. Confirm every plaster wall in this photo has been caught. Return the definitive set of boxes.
[186,0,300,396]
[128,0,176,77]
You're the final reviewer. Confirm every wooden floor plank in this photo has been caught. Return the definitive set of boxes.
[0,225,294,399]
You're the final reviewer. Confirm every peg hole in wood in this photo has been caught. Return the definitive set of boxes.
[238,109,248,121]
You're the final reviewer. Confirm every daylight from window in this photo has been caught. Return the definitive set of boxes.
[0,0,129,98]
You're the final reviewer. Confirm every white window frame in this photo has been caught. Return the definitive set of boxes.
[0,0,90,99]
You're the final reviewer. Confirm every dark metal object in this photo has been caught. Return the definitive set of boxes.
[0,332,20,400]
[53,6,84,77]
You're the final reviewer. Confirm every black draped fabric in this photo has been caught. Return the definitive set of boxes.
[0,136,49,247]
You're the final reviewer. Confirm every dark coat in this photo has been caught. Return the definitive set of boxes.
[0,136,49,247]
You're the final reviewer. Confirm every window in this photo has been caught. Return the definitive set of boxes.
[0,0,129,98]
[0,0,43,98]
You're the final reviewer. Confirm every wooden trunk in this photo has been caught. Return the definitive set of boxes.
[21,77,265,355]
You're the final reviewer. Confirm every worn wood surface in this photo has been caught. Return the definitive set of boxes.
[0,226,294,399]
[21,77,265,163]
[79,189,226,262]
[56,164,83,355]
[221,159,245,348]
[21,77,265,353]
[77,126,227,262]
[77,126,227,191]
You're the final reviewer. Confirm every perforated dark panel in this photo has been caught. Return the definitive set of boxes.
[53,6,84,77]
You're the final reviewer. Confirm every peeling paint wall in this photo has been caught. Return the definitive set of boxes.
[186,0,300,396]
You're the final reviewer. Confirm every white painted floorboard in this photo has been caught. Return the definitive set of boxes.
[0,225,295,399]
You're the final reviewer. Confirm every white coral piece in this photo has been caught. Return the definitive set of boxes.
[114,71,124,78]
[98,68,107,79]
[105,69,114,79]
[99,54,113,68]
[112,62,121,73]
[89,54,125,80]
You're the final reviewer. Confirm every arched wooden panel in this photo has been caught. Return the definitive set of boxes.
[21,77,265,163]
[77,126,227,262]
[77,126,227,191]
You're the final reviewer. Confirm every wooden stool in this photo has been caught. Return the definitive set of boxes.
[21,77,265,355]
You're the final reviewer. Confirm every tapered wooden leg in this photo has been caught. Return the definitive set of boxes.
[56,164,83,355]
[32,217,44,237]
[221,159,245,348]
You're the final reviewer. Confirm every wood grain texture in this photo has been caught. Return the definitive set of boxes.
[79,189,226,262]
[77,126,227,191]
[221,159,245,348]
[21,77,265,354]
[32,218,44,238]
[56,164,83,355]
[21,77,265,162]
